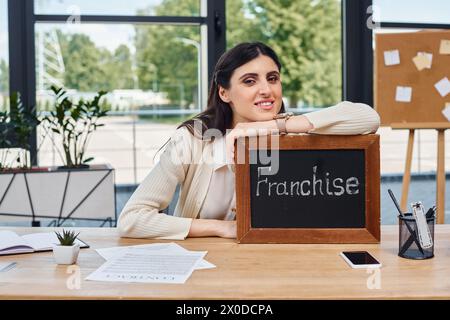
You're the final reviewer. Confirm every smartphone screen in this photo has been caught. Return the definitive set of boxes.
[341,251,380,266]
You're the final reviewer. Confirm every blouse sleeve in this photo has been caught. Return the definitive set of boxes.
[303,101,380,135]
[117,127,194,240]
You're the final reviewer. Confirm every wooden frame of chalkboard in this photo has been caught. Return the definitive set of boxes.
[235,134,380,244]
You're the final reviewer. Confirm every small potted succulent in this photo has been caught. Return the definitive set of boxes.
[53,229,81,265]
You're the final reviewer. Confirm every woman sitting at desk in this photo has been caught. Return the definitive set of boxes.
[118,42,380,240]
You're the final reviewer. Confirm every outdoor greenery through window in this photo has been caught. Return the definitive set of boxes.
[36,22,201,183]
[226,0,342,109]
[35,0,203,184]
[0,0,8,112]
[35,23,201,114]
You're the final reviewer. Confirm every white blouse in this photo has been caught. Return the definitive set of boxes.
[198,136,236,221]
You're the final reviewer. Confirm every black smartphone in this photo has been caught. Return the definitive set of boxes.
[340,251,382,269]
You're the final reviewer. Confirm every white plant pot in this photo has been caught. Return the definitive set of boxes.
[53,244,80,265]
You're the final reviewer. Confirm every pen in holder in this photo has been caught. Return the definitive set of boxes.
[387,190,435,260]
[398,212,435,260]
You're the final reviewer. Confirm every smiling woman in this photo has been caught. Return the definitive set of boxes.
[226,0,342,109]
[218,55,282,125]
[117,41,380,241]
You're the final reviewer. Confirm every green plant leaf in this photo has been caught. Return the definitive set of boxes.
[55,229,80,246]
[44,87,109,168]
[82,157,94,164]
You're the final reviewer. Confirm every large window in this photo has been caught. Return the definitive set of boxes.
[6,0,378,184]
[28,0,210,184]
[226,0,342,109]
[35,23,201,183]
[0,0,8,111]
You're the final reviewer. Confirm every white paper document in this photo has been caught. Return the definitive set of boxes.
[435,77,450,97]
[86,249,206,284]
[96,243,215,270]
[395,86,412,102]
[384,50,400,66]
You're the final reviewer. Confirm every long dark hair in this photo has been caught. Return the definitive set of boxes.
[178,42,285,139]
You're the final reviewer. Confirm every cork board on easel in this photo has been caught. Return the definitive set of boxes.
[375,30,450,126]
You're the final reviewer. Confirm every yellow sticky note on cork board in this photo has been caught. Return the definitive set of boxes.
[440,40,450,54]
[413,54,430,71]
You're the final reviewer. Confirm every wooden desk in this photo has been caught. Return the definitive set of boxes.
[1,226,450,300]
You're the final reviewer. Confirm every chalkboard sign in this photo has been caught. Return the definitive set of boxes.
[235,134,380,244]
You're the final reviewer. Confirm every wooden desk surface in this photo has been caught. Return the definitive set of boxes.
[1,226,450,300]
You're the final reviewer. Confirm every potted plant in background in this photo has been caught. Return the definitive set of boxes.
[0,92,46,226]
[43,86,108,168]
[0,88,116,228]
[0,92,40,171]
[53,229,81,265]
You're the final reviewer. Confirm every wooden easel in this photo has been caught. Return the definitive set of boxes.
[391,123,450,224]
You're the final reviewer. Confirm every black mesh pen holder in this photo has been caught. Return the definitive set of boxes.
[398,213,435,260]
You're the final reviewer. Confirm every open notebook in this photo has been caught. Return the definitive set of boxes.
[0,230,89,256]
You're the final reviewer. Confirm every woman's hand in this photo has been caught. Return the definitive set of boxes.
[225,116,313,163]
[225,120,278,164]
[188,219,237,239]
[216,220,237,239]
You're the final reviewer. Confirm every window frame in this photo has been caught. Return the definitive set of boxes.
[342,0,373,106]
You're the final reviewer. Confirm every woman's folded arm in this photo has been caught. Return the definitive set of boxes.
[117,127,194,240]
[302,101,380,135]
